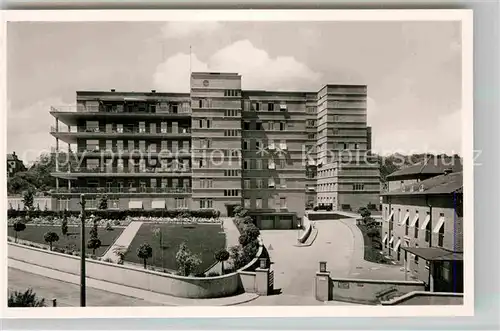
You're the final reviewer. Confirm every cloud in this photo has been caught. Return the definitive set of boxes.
[161,21,223,39]
[7,98,75,164]
[153,39,322,92]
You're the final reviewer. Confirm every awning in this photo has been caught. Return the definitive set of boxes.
[382,234,388,244]
[433,216,446,233]
[389,236,394,245]
[393,239,401,251]
[384,211,394,222]
[151,200,166,209]
[409,214,419,227]
[401,246,463,261]
[400,212,410,226]
[128,200,143,209]
[420,214,431,230]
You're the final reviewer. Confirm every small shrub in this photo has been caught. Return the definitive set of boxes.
[313,206,319,211]
[113,220,121,226]
[105,222,113,231]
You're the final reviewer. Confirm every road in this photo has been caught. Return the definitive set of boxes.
[8,268,160,307]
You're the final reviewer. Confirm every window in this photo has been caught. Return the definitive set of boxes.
[308,133,316,140]
[414,219,419,239]
[175,198,187,209]
[256,179,263,188]
[223,190,239,197]
[268,121,274,131]
[244,199,251,209]
[438,221,445,247]
[224,130,238,137]
[224,170,239,176]
[57,199,70,211]
[243,140,249,150]
[256,198,262,209]
[280,178,287,188]
[279,159,286,169]
[425,218,431,242]
[256,122,263,131]
[199,159,207,168]
[268,178,275,188]
[255,102,260,111]
[256,159,262,169]
[279,197,287,209]
[199,199,213,209]
[243,121,250,130]
[224,109,238,117]
[353,184,364,191]
[86,140,99,151]
[414,255,419,265]
[279,122,286,131]
[255,140,261,150]
[138,122,146,133]
[268,103,274,111]
[244,179,251,189]
[86,159,99,170]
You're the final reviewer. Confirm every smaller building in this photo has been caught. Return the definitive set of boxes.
[381,171,463,293]
[7,152,27,178]
[386,155,462,192]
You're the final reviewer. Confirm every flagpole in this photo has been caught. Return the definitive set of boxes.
[189,45,192,75]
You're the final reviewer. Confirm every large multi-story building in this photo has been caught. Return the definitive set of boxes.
[49,72,380,227]
[380,170,463,292]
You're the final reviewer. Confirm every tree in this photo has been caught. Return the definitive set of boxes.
[43,231,59,251]
[87,238,102,255]
[8,289,45,307]
[152,227,165,269]
[61,210,68,236]
[22,189,34,222]
[89,217,99,240]
[137,243,153,269]
[214,249,230,273]
[98,195,108,210]
[229,245,245,270]
[238,232,253,247]
[358,207,371,219]
[244,224,260,240]
[175,242,202,276]
[12,221,26,243]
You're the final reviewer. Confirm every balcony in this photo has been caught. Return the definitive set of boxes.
[50,126,191,144]
[75,147,192,157]
[51,166,192,179]
[51,186,192,194]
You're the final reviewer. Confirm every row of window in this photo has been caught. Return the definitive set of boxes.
[83,139,190,152]
[223,190,239,197]
[85,178,191,188]
[242,120,291,131]
[243,178,287,189]
[386,209,445,247]
[242,139,287,150]
[243,159,288,170]
[84,121,190,134]
[56,197,189,210]
[224,90,241,97]
[244,197,287,209]
[199,198,213,209]
[224,170,240,176]
[251,102,287,112]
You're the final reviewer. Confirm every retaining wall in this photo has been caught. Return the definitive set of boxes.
[9,243,240,299]
[381,291,463,305]
[326,277,425,304]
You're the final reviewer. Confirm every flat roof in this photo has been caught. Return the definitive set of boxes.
[401,247,463,261]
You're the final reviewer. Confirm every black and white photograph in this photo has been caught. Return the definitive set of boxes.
[1,9,473,317]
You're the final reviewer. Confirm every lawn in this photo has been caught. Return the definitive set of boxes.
[8,225,124,257]
[126,223,226,273]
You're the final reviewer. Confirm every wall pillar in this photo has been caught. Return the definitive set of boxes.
[315,271,331,302]
[255,268,270,296]
[55,138,60,172]
[429,261,435,292]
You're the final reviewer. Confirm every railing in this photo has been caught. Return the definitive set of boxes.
[75,147,192,154]
[51,105,192,114]
[52,187,192,194]
[52,126,192,134]
[64,166,192,174]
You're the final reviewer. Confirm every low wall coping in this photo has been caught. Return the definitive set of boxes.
[238,270,257,276]
[380,291,464,305]
[8,242,238,281]
[330,276,425,286]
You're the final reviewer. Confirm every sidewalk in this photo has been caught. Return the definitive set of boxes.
[101,221,143,262]
[221,217,239,249]
[9,259,259,306]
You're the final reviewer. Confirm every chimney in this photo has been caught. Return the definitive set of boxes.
[151,89,156,93]
[12,151,16,156]
[444,168,453,176]
[111,89,115,92]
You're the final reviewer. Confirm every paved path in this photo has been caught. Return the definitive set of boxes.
[221,217,239,249]
[260,218,405,298]
[9,259,258,306]
[101,221,143,262]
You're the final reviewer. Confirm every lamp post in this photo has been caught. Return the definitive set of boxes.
[79,194,86,307]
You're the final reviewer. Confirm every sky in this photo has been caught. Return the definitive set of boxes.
[7,20,462,164]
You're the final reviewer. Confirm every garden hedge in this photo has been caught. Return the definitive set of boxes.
[7,208,220,220]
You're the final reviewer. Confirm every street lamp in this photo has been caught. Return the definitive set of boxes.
[79,194,86,307]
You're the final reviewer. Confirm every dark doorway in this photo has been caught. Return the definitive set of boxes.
[226,204,236,217]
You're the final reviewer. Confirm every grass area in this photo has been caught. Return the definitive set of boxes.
[8,225,124,257]
[356,223,391,265]
[126,223,226,272]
